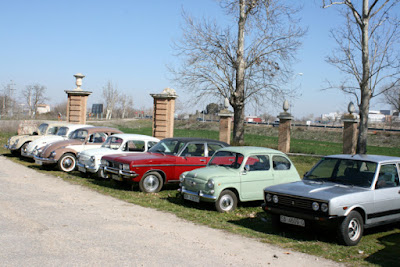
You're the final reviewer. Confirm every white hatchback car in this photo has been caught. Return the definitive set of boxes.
[22,124,92,158]
[76,134,160,178]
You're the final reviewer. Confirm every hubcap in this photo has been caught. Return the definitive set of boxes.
[143,175,159,192]
[348,218,361,241]
[219,194,234,211]
[62,157,74,171]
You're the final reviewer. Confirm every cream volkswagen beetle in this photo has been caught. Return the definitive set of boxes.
[77,134,159,178]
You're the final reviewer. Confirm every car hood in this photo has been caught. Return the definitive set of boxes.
[41,139,83,157]
[102,152,176,164]
[80,147,123,158]
[185,166,238,181]
[264,180,369,201]
[27,136,64,151]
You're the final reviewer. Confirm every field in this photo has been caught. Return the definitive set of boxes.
[1,119,399,266]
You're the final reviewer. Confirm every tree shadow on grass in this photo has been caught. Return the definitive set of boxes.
[365,232,400,267]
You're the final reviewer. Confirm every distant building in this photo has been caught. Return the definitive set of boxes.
[368,110,385,122]
[245,116,262,123]
[36,104,51,114]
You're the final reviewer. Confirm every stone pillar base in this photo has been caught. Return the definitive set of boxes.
[278,112,292,153]
[65,90,92,124]
[151,89,177,140]
[342,114,359,154]
[219,110,233,144]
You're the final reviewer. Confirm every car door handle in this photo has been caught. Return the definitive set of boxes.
[200,159,206,162]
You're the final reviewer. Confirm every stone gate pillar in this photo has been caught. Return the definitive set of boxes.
[278,100,293,153]
[218,99,233,144]
[342,102,359,154]
[151,88,178,139]
[65,73,92,124]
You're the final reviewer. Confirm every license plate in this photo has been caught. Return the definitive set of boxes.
[78,166,86,173]
[35,160,43,166]
[184,194,200,203]
[280,215,305,227]
[112,174,123,181]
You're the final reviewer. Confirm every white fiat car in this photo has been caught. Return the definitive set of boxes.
[22,124,92,158]
[76,134,159,178]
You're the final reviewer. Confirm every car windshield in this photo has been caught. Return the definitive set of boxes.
[208,151,244,169]
[148,140,183,155]
[70,130,88,141]
[304,158,377,188]
[102,136,123,150]
[38,123,48,135]
[57,127,69,136]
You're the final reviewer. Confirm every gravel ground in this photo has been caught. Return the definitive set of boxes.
[0,155,344,267]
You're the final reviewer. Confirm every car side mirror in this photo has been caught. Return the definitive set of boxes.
[303,172,309,178]
[33,131,38,135]
[244,165,250,172]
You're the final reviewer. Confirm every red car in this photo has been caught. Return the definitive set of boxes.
[101,137,229,193]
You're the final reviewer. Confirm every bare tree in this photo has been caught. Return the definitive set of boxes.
[323,0,400,154]
[383,84,400,112]
[119,94,133,119]
[170,0,305,145]
[22,84,48,118]
[102,81,119,120]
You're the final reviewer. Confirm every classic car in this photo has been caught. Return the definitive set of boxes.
[179,146,300,212]
[21,124,92,158]
[262,154,400,246]
[76,134,159,178]
[101,137,229,193]
[5,121,69,155]
[34,126,122,172]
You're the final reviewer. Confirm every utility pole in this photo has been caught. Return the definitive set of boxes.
[9,80,16,117]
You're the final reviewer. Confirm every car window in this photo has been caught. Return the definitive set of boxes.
[181,143,205,157]
[147,141,158,150]
[71,129,88,140]
[102,136,123,149]
[89,133,107,143]
[57,127,69,136]
[207,143,225,157]
[47,126,59,135]
[376,164,400,189]
[208,151,244,169]
[38,123,48,135]
[122,140,145,152]
[273,155,291,170]
[245,155,270,171]
[149,140,181,155]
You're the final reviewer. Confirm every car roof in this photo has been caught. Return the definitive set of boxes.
[217,146,285,155]
[325,154,400,164]
[162,137,229,146]
[109,133,160,142]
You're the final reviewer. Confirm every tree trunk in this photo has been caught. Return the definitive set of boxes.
[232,0,246,145]
[356,0,370,154]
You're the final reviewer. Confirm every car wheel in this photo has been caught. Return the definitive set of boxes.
[58,153,77,172]
[139,172,163,193]
[20,142,29,155]
[215,190,237,212]
[337,211,364,246]
[96,168,108,179]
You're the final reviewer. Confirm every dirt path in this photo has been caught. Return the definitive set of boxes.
[0,155,343,266]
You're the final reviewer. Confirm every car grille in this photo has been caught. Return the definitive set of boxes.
[108,161,122,169]
[264,192,317,212]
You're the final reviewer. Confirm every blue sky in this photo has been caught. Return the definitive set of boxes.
[0,0,396,119]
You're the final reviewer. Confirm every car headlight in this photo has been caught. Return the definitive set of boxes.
[122,164,130,171]
[179,173,186,182]
[101,159,109,166]
[266,193,272,202]
[321,203,328,213]
[206,179,214,189]
[272,195,279,203]
[90,156,95,162]
[312,202,320,211]
[50,151,56,158]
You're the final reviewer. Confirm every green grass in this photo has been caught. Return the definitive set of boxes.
[1,123,400,266]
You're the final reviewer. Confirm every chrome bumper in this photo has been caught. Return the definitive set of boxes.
[103,166,139,178]
[33,156,57,165]
[76,161,98,173]
[180,188,217,201]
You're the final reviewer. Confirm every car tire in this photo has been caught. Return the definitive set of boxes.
[337,211,364,246]
[58,153,77,172]
[139,172,163,193]
[215,190,237,212]
[271,214,282,230]
[20,142,29,155]
[96,169,108,179]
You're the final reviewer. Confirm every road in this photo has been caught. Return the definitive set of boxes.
[0,155,343,266]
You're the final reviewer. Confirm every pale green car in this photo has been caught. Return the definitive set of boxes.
[179,146,301,212]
